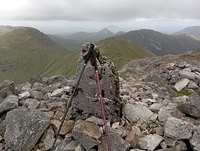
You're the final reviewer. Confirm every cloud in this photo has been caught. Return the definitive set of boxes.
[0,0,200,21]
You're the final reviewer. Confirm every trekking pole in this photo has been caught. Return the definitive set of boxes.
[50,45,93,151]
[92,50,112,151]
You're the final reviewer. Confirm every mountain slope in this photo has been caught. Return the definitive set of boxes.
[97,37,154,69]
[0,27,74,84]
[0,27,155,83]
[0,25,12,36]
[0,25,21,36]
[174,26,200,38]
[118,29,200,56]
[48,28,115,51]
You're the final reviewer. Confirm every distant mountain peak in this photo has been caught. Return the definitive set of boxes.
[106,25,122,33]
[97,28,114,35]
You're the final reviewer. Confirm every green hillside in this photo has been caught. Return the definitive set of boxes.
[0,25,11,36]
[97,37,154,69]
[0,27,155,84]
[0,27,76,84]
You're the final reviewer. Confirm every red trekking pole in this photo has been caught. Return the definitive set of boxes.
[51,44,111,151]
[91,46,112,151]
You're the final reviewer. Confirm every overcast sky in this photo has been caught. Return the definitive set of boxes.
[0,0,200,34]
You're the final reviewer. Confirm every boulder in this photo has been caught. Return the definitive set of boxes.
[98,127,130,151]
[0,80,15,101]
[22,98,40,109]
[179,68,196,80]
[177,93,200,118]
[139,134,163,151]
[122,103,153,123]
[72,120,101,150]
[164,117,194,140]
[55,140,79,151]
[0,95,18,114]
[41,127,56,150]
[4,109,50,151]
[190,126,200,151]
[158,103,179,122]
[174,78,190,91]
[125,131,139,148]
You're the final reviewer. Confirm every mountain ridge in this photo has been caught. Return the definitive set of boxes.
[48,28,115,51]
[118,29,200,55]
[1,25,200,84]
[0,27,155,84]
[174,26,200,38]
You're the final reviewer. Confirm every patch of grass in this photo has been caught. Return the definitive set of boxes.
[97,37,154,69]
[171,89,200,98]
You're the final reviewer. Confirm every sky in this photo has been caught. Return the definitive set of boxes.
[0,0,200,34]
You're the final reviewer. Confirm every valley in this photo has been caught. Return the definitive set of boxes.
[0,25,200,84]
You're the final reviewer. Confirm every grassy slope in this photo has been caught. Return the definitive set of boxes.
[0,26,11,36]
[97,37,154,69]
[0,27,75,84]
[0,28,155,84]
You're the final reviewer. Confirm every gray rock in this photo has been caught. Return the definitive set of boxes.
[47,75,66,85]
[125,131,139,148]
[190,126,200,151]
[51,88,64,97]
[164,136,178,147]
[0,95,18,114]
[164,117,194,139]
[0,119,7,135]
[72,58,121,121]
[158,103,178,122]
[194,72,200,80]
[139,134,163,151]
[177,94,200,118]
[179,68,196,80]
[55,140,79,151]
[46,101,66,111]
[174,78,190,91]
[23,98,40,109]
[187,81,199,89]
[86,116,104,125]
[75,144,84,151]
[98,127,130,151]
[72,120,101,150]
[149,103,164,112]
[175,141,187,151]
[30,90,44,100]
[21,82,32,91]
[19,91,30,100]
[122,103,153,123]
[41,127,57,150]
[4,109,50,151]
[0,80,15,100]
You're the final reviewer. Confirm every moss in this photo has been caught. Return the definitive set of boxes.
[172,89,200,98]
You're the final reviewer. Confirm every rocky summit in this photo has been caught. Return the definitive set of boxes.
[0,50,200,151]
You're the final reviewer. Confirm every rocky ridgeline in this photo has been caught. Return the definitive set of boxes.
[0,50,199,151]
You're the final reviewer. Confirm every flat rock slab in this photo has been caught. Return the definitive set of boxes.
[4,109,50,151]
